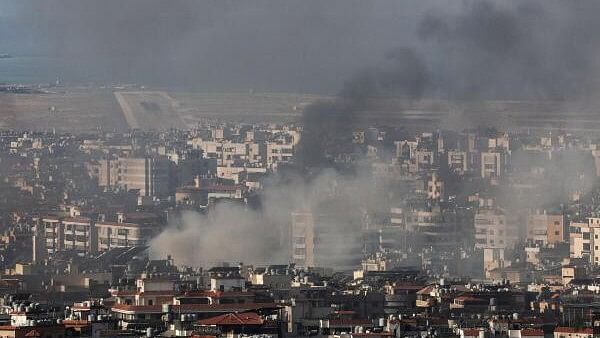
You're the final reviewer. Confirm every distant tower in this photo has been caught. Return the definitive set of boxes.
[32,223,47,264]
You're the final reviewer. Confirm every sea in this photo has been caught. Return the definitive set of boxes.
[0,56,114,86]
[0,56,59,84]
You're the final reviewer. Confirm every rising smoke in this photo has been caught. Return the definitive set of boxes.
[149,168,384,267]
[147,0,600,266]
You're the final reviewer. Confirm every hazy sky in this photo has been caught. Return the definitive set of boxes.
[1,0,600,100]
[0,0,438,92]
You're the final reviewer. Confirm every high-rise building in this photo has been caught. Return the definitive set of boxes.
[474,209,519,250]
[291,206,363,270]
[96,157,172,198]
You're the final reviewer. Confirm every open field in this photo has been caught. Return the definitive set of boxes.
[0,88,126,132]
[171,92,329,124]
[114,91,185,129]
[2,88,600,133]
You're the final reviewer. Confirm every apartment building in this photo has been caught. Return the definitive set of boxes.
[118,157,171,197]
[266,142,293,169]
[96,214,161,252]
[40,213,159,256]
[474,209,518,250]
[94,156,172,198]
[569,222,591,259]
[291,212,315,268]
[589,218,600,266]
[526,212,565,246]
[423,172,444,201]
[480,152,505,179]
[61,217,97,254]
[42,216,63,255]
[447,151,468,174]
[291,208,363,270]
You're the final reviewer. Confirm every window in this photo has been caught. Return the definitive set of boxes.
[555,231,560,235]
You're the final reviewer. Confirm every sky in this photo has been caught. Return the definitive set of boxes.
[1,0,600,101]
[0,0,438,92]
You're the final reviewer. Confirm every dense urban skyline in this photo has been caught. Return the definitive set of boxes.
[3,1,600,338]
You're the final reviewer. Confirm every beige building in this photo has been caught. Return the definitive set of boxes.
[567,218,600,266]
[447,151,468,174]
[291,212,315,267]
[93,156,171,198]
[291,209,363,270]
[474,209,518,250]
[40,212,159,256]
[424,172,444,201]
[590,218,600,266]
[42,216,63,255]
[62,217,97,254]
[561,264,586,286]
[414,150,435,171]
[480,152,504,179]
[526,212,565,246]
[96,218,160,253]
[569,222,591,259]
[266,142,294,170]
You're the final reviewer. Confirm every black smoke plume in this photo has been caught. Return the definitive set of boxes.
[296,48,428,169]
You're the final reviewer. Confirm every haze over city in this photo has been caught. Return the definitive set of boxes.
[2,1,600,338]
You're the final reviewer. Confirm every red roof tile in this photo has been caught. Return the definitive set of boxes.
[329,319,372,326]
[24,329,40,337]
[554,327,594,334]
[521,329,544,336]
[462,329,482,336]
[111,302,280,314]
[198,312,263,326]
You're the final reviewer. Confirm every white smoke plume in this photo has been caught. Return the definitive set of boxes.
[149,167,386,267]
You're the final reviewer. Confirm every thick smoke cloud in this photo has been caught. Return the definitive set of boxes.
[6,0,600,100]
[297,48,428,169]
[417,1,600,100]
[73,0,600,265]
[150,169,383,267]
[294,0,600,166]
